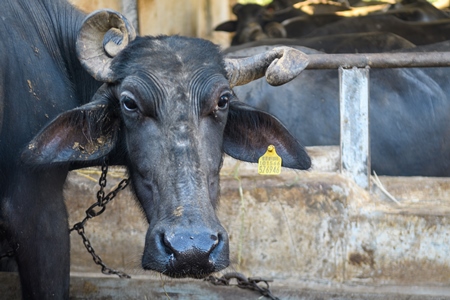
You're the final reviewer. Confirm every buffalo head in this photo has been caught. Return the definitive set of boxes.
[21,10,310,278]
[215,4,287,46]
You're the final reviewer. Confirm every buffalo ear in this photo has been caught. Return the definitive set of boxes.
[223,101,311,170]
[21,99,120,165]
[215,21,238,32]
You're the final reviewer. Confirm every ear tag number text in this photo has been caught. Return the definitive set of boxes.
[258,145,282,175]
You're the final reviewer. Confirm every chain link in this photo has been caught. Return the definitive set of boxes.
[205,272,280,300]
[0,243,18,260]
[69,158,131,279]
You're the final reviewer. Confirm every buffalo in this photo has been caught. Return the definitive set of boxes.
[218,0,450,46]
[214,3,291,46]
[0,1,311,298]
[230,41,450,177]
[300,14,450,45]
[220,0,450,177]
[224,32,416,54]
[376,0,449,22]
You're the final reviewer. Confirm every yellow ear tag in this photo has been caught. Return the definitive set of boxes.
[258,145,282,175]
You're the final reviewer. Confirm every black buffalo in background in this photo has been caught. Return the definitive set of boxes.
[216,0,450,46]
[217,0,450,177]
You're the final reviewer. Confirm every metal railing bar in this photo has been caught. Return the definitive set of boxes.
[305,51,450,69]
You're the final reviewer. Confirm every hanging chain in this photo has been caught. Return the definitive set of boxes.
[69,158,131,279]
[0,243,18,260]
[0,250,15,260]
[206,272,280,300]
[69,161,278,295]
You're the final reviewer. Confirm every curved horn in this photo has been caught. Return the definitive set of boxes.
[76,9,137,82]
[225,46,309,88]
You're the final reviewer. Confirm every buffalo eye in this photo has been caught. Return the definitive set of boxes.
[121,95,138,112]
[217,92,231,110]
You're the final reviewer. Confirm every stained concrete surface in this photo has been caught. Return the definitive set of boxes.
[2,272,450,299]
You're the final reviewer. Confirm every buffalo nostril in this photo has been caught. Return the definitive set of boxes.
[161,233,176,256]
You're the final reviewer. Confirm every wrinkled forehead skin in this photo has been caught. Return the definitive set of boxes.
[112,35,227,88]
[108,35,231,277]
[111,36,229,132]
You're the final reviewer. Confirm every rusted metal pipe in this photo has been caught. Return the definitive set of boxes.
[305,52,450,69]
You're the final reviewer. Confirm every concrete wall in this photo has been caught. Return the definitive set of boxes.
[63,147,450,297]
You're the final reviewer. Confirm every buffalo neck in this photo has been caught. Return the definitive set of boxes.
[9,0,101,105]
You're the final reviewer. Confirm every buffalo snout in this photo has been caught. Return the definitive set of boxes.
[143,223,229,278]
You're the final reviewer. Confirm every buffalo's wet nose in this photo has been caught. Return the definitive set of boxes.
[163,231,219,256]
[146,228,229,278]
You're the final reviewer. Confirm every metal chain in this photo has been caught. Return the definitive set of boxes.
[69,158,131,279]
[205,272,280,300]
[0,244,18,260]
[69,162,277,295]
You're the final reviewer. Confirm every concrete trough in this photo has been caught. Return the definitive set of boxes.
[2,271,450,299]
[2,146,450,299]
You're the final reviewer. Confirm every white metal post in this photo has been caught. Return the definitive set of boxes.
[339,66,370,189]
